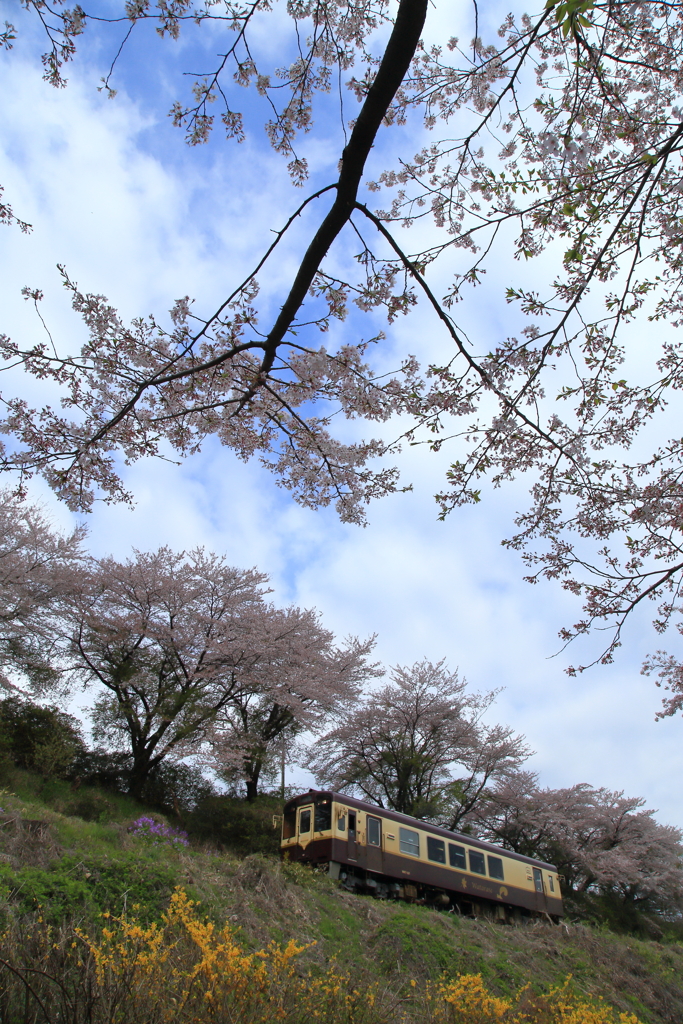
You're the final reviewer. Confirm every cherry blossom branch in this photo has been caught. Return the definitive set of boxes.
[353,201,577,467]
[234,0,429,411]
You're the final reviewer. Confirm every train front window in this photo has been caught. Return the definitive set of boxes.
[449,844,466,869]
[427,837,446,864]
[315,801,332,831]
[348,811,356,834]
[533,868,543,892]
[283,807,296,840]
[367,816,381,846]
[337,814,346,832]
[548,875,555,892]
[299,809,311,834]
[488,856,504,880]
[399,827,420,857]
[469,850,486,875]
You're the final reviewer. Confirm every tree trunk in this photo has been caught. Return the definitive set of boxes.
[127,752,156,800]
[244,757,263,802]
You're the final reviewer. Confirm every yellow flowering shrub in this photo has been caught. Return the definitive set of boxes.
[0,890,644,1024]
[75,888,309,1023]
[426,974,641,1024]
[429,973,511,1023]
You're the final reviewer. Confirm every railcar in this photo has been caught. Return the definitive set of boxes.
[280,790,563,921]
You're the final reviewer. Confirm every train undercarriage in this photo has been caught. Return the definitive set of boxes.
[323,860,550,924]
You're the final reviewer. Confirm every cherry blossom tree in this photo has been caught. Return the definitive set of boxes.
[55,545,375,798]
[57,546,272,797]
[4,0,683,694]
[468,775,683,922]
[200,604,378,800]
[309,658,530,820]
[0,488,85,691]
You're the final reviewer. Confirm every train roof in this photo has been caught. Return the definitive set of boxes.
[284,789,559,873]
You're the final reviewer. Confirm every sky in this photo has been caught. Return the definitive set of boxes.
[1,0,682,828]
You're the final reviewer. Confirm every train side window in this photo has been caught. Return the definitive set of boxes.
[337,814,346,832]
[283,808,296,839]
[315,801,332,831]
[399,827,420,857]
[469,850,486,875]
[427,836,446,864]
[299,809,311,834]
[548,875,555,892]
[348,811,357,834]
[449,844,466,869]
[367,816,382,846]
[488,856,504,880]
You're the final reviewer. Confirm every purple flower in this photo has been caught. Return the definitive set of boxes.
[128,815,189,850]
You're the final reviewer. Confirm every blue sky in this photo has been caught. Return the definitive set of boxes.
[1,0,682,826]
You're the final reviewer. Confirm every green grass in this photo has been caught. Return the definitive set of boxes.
[0,852,184,921]
[370,906,463,977]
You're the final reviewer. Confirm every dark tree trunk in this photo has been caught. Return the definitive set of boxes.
[245,757,263,802]
[127,750,158,800]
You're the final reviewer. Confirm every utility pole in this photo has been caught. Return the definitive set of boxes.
[280,732,286,801]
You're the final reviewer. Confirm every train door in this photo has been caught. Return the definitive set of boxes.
[532,868,548,913]
[365,814,383,874]
[296,804,314,849]
[347,810,358,860]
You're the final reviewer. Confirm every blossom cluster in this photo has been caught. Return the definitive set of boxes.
[127,816,189,851]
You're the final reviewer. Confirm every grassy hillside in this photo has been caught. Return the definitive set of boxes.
[0,770,681,1023]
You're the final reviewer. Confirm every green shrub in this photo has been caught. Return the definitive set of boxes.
[0,852,182,921]
[140,761,217,814]
[0,697,85,778]
[68,747,132,791]
[68,750,216,815]
[61,788,125,822]
[186,793,282,855]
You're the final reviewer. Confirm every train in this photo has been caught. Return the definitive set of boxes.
[280,790,564,921]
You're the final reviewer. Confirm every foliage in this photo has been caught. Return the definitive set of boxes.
[69,747,137,792]
[0,853,182,922]
[0,696,85,778]
[185,792,282,856]
[0,495,377,803]
[6,0,683,687]
[59,546,270,798]
[67,750,216,815]
[310,659,530,824]
[128,816,189,851]
[0,889,646,1023]
[138,761,217,814]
